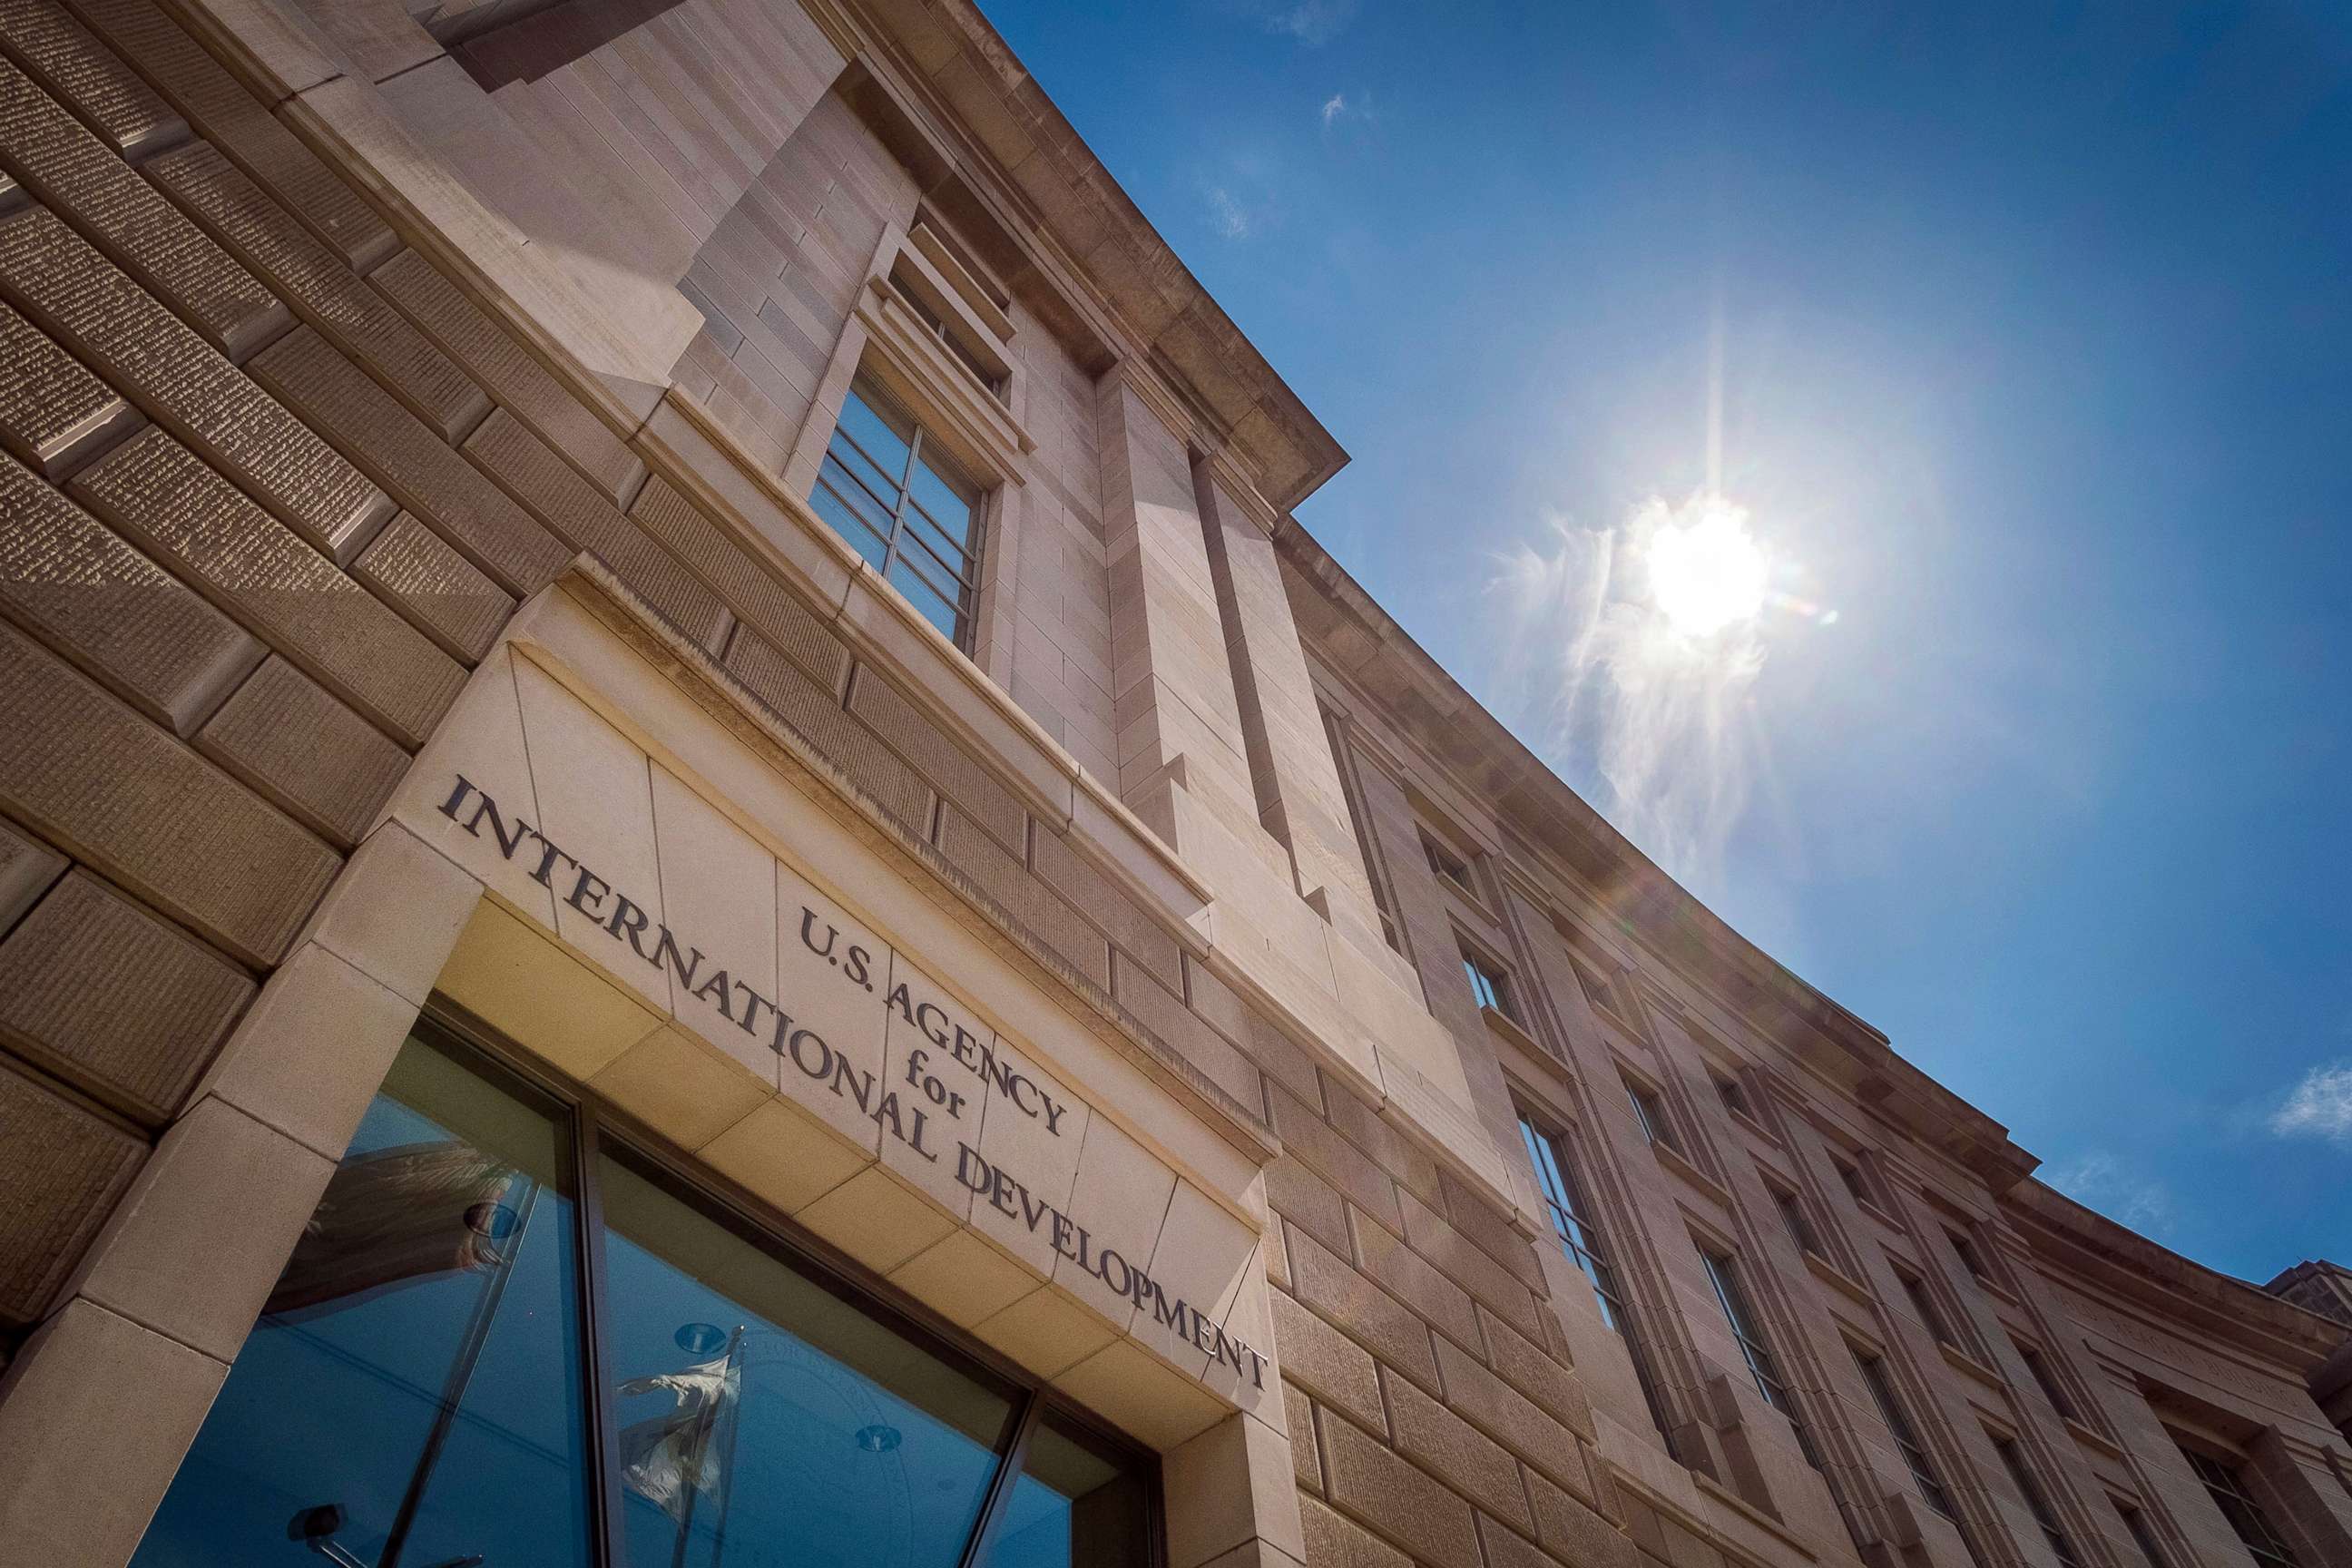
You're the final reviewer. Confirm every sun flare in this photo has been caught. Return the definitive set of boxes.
[1643,495,1768,639]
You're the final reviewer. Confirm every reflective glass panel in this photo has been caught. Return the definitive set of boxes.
[595,1150,1019,1568]
[977,1413,1150,1568]
[810,379,983,646]
[133,1037,593,1568]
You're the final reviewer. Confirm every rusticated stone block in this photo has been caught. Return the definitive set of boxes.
[1351,1205,1481,1350]
[1384,1370,1534,1531]
[462,410,725,649]
[0,206,387,561]
[724,625,931,835]
[0,448,260,734]
[1032,821,1182,993]
[936,803,1110,989]
[0,816,66,930]
[631,474,844,681]
[143,142,485,440]
[0,296,134,477]
[1431,1333,1590,1496]
[249,328,566,595]
[1526,1471,1634,1568]
[1318,1408,1480,1568]
[0,617,340,965]
[0,867,253,1121]
[0,0,186,158]
[1475,1304,1594,1445]
[56,0,391,268]
[0,1059,145,1325]
[1273,1284,1385,1431]
[69,424,462,746]
[353,511,512,662]
[1268,1079,1406,1239]
[370,248,641,500]
[1440,1164,1550,1294]
[1110,946,1253,1103]
[0,56,279,355]
[1398,1186,1543,1344]
[1298,1494,1411,1568]
[197,655,407,845]
[1285,1223,1441,1394]
[848,665,1025,856]
[1268,1148,1352,1264]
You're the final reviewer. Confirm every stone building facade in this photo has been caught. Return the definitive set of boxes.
[0,1,2346,1566]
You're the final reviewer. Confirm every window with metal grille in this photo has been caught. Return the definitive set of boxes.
[1854,1349,1955,1518]
[1516,1113,1678,1455]
[1463,948,1517,1021]
[2181,1447,2303,1567]
[2117,1502,2170,1567]
[1699,1247,1822,1468]
[811,377,984,647]
[1993,1435,2083,1567]
[1626,1079,1678,1152]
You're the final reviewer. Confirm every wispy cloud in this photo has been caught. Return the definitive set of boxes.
[2043,1152,2174,1235]
[1320,92,1348,127]
[1485,495,1770,894]
[1264,0,1358,46]
[1205,186,1251,239]
[2270,1062,2352,1145]
[1318,89,1375,130]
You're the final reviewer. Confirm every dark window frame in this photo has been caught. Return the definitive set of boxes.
[812,376,987,650]
[1852,1348,1955,1520]
[1462,945,1518,1023]
[1624,1077,1679,1153]
[1698,1245,1822,1468]
[2182,1446,2303,1567]
[1993,1433,2083,1568]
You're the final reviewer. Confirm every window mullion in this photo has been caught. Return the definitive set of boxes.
[574,1103,627,1568]
[955,1387,1046,1568]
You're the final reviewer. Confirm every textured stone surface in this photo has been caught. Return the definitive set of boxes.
[631,473,844,680]
[0,0,187,158]
[144,142,485,440]
[0,868,253,1121]
[1384,1371,1534,1531]
[1526,1471,1635,1568]
[0,296,133,477]
[1032,821,1185,993]
[1269,1078,1406,1239]
[369,247,642,500]
[0,206,387,560]
[723,626,933,835]
[848,665,1026,854]
[1272,1285,1386,1431]
[0,616,340,965]
[0,54,279,355]
[0,1059,144,1324]
[1286,1223,1442,1394]
[1318,1409,1481,1568]
[1298,1495,1412,1568]
[198,654,408,845]
[58,0,390,267]
[69,424,462,746]
[0,448,260,734]
[463,410,725,649]
[936,801,1110,989]
[1111,945,1255,1104]
[353,510,512,662]
[249,326,567,595]
[0,816,66,931]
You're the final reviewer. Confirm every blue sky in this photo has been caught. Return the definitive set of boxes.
[981,1,2352,1282]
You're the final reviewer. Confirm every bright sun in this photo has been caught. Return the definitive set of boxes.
[1644,496,1768,639]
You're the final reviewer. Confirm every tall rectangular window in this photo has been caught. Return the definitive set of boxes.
[1699,1247,1821,1467]
[1772,1187,1819,1256]
[1898,1267,1954,1348]
[1853,1349,1955,1519]
[1715,1073,1751,1120]
[812,377,984,647]
[1625,1079,1678,1152]
[2181,1446,2303,1567]
[1463,948,1517,1021]
[2117,1502,2169,1567]
[1516,1113,1678,1454]
[1994,1435,2083,1567]
[2017,1343,2078,1422]
[1422,831,1472,892]
[1833,1154,1875,1207]
[1947,1226,1994,1285]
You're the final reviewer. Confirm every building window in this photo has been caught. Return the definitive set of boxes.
[134,1026,1155,1568]
[1897,1266,1955,1348]
[1321,709,1403,954]
[1993,1435,2083,1568]
[1422,831,1473,893]
[2017,1343,2078,1423]
[889,262,1009,401]
[1832,1153,1875,1208]
[2117,1502,2170,1567]
[1698,1247,1821,1467]
[1625,1078,1678,1152]
[1714,1073,1751,1120]
[812,377,985,647]
[2181,1446,2303,1567]
[1517,1113,1679,1455]
[1463,947,1517,1022]
[1853,1349,1955,1520]
[1772,1186,1819,1256]
[1948,1226,1995,1285]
